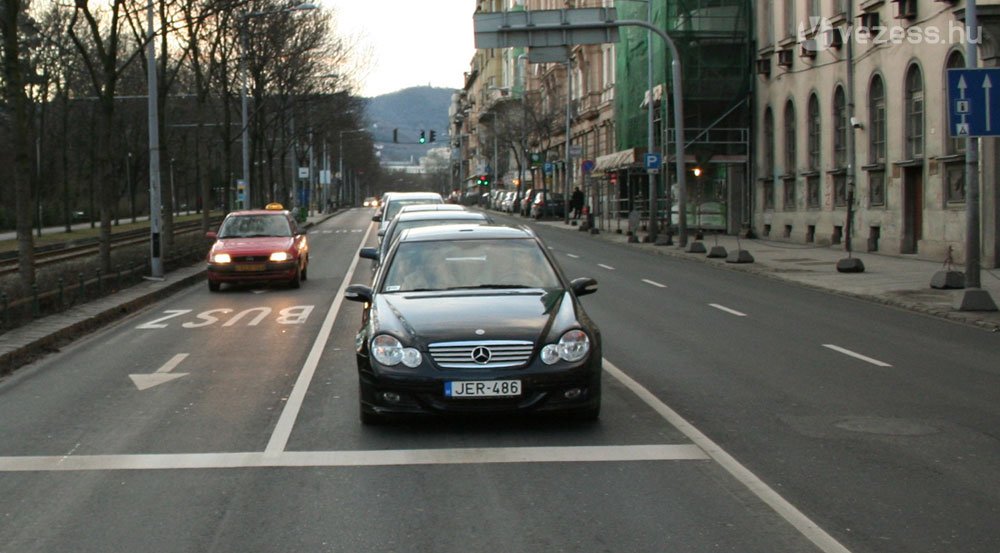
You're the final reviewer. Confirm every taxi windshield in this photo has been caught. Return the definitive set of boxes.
[218,214,292,238]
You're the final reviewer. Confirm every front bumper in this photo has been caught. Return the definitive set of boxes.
[358,355,602,417]
[206,260,297,283]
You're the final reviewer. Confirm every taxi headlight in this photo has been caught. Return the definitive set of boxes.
[371,335,420,368]
[212,253,231,264]
[270,252,290,262]
[541,330,590,365]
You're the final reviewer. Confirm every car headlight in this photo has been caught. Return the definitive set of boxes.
[541,330,591,365]
[270,252,291,262]
[212,253,231,264]
[371,334,422,368]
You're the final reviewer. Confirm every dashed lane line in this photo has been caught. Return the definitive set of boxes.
[598,264,615,270]
[709,304,748,317]
[822,344,892,367]
[641,279,667,288]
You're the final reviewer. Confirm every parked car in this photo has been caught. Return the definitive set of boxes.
[531,192,566,219]
[520,189,544,216]
[205,203,309,291]
[344,224,602,424]
[500,191,517,213]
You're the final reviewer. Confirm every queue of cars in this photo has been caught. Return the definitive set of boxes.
[347,191,602,425]
[204,192,602,425]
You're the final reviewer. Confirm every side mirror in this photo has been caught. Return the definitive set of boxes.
[372,214,382,222]
[377,229,386,238]
[359,247,379,261]
[206,231,218,240]
[570,277,598,297]
[344,284,373,303]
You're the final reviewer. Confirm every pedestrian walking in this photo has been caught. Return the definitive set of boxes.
[571,187,584,219]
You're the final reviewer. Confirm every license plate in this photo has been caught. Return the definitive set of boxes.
[445,380,521,398]
[235,263,266,272]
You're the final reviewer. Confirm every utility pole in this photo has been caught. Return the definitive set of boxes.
[146,0,163,278]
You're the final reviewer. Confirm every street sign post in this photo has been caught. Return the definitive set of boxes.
[474,8,618,48]
[947,68,1000,137]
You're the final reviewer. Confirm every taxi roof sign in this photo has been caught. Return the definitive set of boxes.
[264,202,285,210]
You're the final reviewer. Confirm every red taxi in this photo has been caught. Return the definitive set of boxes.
[205,203,309,291]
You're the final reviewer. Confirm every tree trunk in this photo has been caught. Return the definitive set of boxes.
[2,0,36,287]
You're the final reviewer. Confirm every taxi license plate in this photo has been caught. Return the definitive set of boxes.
[445,380,521,398]
[235,263,266,272]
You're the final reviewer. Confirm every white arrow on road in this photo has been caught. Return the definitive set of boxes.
[130,353,190,390]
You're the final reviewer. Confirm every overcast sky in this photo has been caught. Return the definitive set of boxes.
[323,0,477,98]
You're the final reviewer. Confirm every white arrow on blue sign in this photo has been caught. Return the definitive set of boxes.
[947,68,1000,137]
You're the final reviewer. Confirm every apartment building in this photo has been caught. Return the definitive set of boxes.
[755,0,1000,266]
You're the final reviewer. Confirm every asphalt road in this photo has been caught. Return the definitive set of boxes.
[0,208,997,553]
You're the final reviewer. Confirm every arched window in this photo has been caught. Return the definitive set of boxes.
[833,86,847,167]
[832,86,847,206]
[763,107,775,210]
[869,74,886,164]
[946,51,966,156]
[807,94,821,208]
[905,64,924,159]
[783,99,797,210]
[784,100,797,173]
[868,74,887,207]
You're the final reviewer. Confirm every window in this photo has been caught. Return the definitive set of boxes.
[869,74,886,164]
[807,175,821,208]
[905,64,924,159]
[946,51,966,156]
[784,100,797,175]
[833,86,847,167]
[784,0,795,38]
[834,174,847,207]
[763,107,775,177]
[763,107,776,210]
[870,171,886,206]
[784,100,797,210]
[807,95,820,170]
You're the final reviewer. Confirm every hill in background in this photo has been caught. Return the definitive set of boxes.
[364,86,456,164]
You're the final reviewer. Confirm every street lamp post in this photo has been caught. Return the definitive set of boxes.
[338,129,366,207]
[238,3,317,210]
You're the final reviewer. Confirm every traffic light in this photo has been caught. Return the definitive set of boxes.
[479,174,491,187]
[419,130,426,144]
[393,128,398,143]
[429,130,437,143]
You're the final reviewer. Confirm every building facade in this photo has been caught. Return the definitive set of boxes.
[755,0,1000,267]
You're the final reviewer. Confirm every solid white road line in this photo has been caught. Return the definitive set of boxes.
[598,264,616,271]
[265,223,374,454]
[641,279,667,288]
[0,445,707,472]
[822,344,892,367]
[709,304,748,317]
[603,359,854,553]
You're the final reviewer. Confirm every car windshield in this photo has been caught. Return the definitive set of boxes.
[217,214,292,238]
[382,238,560,292]
[384,198,442,222]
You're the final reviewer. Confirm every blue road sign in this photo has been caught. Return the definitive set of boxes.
[644,152,662,172]
[947,68,1000,137]
[544,162,554,174]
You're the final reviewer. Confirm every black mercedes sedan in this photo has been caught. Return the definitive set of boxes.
[344,225,601,424]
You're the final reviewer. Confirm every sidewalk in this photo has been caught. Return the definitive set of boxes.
[0,212,338,375]
[536,218,1000,332]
